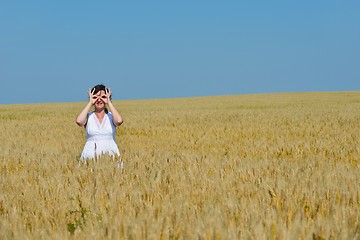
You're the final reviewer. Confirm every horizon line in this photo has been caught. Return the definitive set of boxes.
[1,90,359,106]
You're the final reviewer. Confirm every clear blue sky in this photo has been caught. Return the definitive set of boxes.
[1,1,359,104]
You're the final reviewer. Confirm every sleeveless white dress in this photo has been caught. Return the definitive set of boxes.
[80,112,120,160]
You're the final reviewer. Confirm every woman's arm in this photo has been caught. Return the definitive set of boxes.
[107,100,123,126]
[75,102,92,126]
[105,88,123,126]
[75,89,96,126]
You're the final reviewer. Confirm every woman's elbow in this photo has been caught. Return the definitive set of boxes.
[76,118,85,126]
[116,119,124,126]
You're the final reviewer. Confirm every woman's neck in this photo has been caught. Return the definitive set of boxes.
[94,109,105,114]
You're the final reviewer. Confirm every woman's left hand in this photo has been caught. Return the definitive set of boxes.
[104,88,112,104]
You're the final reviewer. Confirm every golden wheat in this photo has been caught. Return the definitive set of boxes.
[0,92,359,239]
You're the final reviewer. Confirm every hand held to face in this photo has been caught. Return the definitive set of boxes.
[88,89,98,105]
[104,88,112,104]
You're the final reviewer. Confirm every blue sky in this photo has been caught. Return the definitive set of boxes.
[1,1,359,104]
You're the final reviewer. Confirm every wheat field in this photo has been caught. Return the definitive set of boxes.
[0,92,359,239]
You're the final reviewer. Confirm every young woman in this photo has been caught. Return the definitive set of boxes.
[76,84,123,164]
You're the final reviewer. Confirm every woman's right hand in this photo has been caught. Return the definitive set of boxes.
[88,89,97,105]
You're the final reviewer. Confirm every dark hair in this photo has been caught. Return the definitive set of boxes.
[91,84,112,100]
[91,84,111,113]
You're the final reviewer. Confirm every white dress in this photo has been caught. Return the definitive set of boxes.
[80,112,120,160]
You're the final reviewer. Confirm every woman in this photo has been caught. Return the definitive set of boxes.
[76,84,123,164]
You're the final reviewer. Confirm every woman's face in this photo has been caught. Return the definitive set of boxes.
[94,90,106,110]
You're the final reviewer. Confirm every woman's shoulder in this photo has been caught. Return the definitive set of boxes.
[106,111,113,119]
[86,112,96,121]
[106,112,116,126]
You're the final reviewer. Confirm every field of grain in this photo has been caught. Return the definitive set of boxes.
[0,92,359,239]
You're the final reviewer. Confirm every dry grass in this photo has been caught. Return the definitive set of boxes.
[0,92,359,239]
